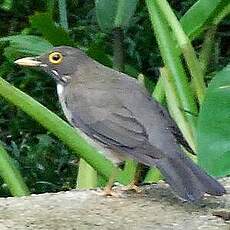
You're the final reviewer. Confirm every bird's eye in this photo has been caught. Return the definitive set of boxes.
[48,52,63,64]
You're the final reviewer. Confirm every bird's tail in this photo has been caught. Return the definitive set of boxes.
[155,153,226,201]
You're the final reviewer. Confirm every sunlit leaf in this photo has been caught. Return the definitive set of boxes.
[197,65,230,176]
[0,35,53,60]
[181,0,230,40]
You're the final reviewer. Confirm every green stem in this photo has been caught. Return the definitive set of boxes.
[146,0,197,147]
[144,167,162,184]
[161,68,196,151]
[199,26,217,74]
[0,144,29,196]
[152,76,165,103]
[113,28,124,71]
[0,76,129,184]
[58,0,68,30]
[47,0,55,16]
[155,0,206,104]
[119,160,138,185]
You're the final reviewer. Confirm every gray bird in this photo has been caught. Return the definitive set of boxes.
[15,46,226,201]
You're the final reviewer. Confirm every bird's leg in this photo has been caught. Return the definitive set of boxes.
[121,164,142,193]
[102,168,121,197]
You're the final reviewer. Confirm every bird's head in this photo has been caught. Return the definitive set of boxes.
[14,46,86,85]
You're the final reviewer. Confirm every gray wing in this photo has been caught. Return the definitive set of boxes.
[71,104,165,165]
[65,74,182,165]
[70,95,161,150]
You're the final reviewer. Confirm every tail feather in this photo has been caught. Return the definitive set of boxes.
[155,153,226,201]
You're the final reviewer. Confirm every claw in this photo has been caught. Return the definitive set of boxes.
[121,183,142,193]
[95,187,124,198]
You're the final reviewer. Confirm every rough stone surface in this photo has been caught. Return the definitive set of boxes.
[0,178,229,230]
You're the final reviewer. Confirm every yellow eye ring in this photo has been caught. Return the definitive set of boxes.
[48,52,63,64]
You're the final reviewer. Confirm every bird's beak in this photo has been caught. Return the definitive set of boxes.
[14,57,42,67]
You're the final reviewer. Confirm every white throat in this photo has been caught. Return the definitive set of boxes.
[57,84,64,96]
[56,83,73,124]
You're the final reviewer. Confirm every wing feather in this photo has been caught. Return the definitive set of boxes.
[71,104,148,149]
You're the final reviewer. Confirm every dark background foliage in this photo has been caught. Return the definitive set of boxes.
[0,0,229,196]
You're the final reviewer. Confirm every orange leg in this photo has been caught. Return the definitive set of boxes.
[121,164,142,193]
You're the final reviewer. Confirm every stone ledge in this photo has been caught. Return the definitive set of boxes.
[0,178,229,230]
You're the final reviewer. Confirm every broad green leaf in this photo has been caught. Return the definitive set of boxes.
[30,12,73,46]
[0,0,13,11]
[197,65,230,177]
[181,0,230,40]
[0,35,53,60]
[95,0,138,32]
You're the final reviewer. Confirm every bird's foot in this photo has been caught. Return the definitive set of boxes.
[95,186,124,198]
[121,183,142,193]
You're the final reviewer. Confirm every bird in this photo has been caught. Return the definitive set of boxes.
[14,46,226,201]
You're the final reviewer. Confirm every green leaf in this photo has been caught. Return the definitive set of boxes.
[144,167,163,184]
[0,35,53,60]
[197,65,230,177]
[0,143,29,196]
[181,0,230,40]
[95,0,138,32]
[77,159,97,189]
[0,0,13,11]
[30,12,73,46]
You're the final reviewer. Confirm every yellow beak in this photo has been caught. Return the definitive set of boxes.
[14,57,42,67]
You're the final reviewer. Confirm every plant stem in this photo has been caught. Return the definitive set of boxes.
[58,0,68,30]
[0,144,29,196]
[144,167,162,183]
[47,0,55,16]
[199,26,217,74]
[146,0,197,146]
[155,0,206,104]
[152,76,165,103]
[113,28,124,71]
[161,67,196,151]
[119,160,138,185]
